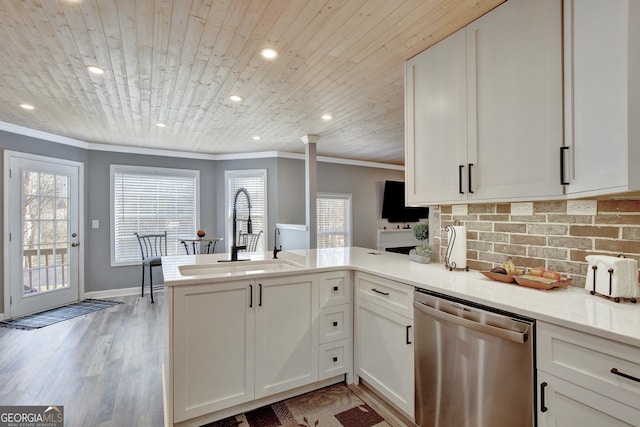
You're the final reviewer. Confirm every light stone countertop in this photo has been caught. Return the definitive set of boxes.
[162,246,640,348]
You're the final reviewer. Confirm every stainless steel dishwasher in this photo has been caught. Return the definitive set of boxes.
[414,289,535,427]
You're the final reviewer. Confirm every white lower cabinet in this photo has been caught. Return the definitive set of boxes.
[537,321,640,426]
[172,281,254,422]
[354,273,414,419]
[171,274,319,424]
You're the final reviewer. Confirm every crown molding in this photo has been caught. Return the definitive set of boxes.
[0,121,404,171]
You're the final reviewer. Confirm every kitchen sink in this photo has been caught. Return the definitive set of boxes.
[178,259,304,277]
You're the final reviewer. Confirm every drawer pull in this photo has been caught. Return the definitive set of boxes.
[611,368,640,383]
[333,286,339,291]
[540,382,548,413]
[333,321,338,327]
[332,356,338,363]
[371,288,389,296]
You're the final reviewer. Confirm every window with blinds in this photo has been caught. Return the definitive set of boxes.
[225,170,267,252]
[317,193,352,248]
[111,165,199,265]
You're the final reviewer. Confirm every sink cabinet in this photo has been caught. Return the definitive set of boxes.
[536,322,640,426]
[169,274,319,424]
[405,0,564,205]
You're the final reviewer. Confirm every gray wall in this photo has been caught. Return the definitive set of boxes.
[86,150,217,292]
[317,162,404,249]
[1,131,404,306]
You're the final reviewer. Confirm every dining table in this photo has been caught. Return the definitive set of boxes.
[179,237,223,255]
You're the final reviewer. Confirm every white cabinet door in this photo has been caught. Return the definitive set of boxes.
[537,372,640,427]
[254,275,318,399]
[405,28,468,205]
[466,0,564,201]
[564,0,640,196]
[173,282,254,422]
[355,298,414,418]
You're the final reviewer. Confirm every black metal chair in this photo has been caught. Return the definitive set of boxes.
[238,231,263,252]
[134,231,167,303]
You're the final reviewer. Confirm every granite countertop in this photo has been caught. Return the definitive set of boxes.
[162,246,640,348]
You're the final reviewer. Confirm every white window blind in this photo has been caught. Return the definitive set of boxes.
[225,170,267,252]
[317,193,352,248]
[111,165,199,265]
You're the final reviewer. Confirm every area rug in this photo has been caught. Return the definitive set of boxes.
[201,383,390,427]
[0,299,123,330]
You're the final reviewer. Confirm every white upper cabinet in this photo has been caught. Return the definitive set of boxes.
[405,29,467,205]
[564,0,640,197]
[406,0,564,205]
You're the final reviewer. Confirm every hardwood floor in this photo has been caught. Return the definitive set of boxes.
[0,292,412,427]
[0,294,165,427]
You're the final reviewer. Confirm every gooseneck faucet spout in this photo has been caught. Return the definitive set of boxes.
[273,227,282,259]
[229,187,252,262]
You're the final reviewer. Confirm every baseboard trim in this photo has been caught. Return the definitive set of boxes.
[84,285,164,300]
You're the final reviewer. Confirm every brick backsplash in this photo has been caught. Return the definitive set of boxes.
[431,200,640,287]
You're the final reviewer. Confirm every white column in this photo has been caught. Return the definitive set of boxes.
[301,134,319,249]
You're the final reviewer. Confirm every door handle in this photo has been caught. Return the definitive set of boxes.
[458,165,465,194]
[468,163,474,194]
[406,325,412,344]
[258,283,263,307]
[249,284,253,308]
[71,242,80,247]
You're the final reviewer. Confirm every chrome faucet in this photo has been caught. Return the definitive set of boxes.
[273,227,282,259]
[227,187,252,262]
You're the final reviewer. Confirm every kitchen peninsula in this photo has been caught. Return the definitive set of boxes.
[162,247,640,427]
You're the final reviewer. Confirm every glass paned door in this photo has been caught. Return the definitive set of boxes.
[5,152,81,318]
[22,171,70,295]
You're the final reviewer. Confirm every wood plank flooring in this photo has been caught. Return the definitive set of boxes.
[0,294,165,427]
[0,292,412,427]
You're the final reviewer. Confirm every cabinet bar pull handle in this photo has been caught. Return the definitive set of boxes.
[468,163,474,194]
[258,283,263,307]
[333,286,339,291]
[249,284,253,308]
[406,325,412,344]
[540,382,548,413]
[458,165,464,194]
[560,146,570,185]
[611,368,640,383]
[371,288,389,296]
[333,357,338,362]
[333,321,338,327]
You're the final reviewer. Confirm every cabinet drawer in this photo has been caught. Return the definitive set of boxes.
[538,321,640,409]
[319,304,351,344]
[318,271,351,307]
[319,339,351,381]
[356,273,413,319]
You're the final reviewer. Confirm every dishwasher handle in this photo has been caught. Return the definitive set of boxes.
[413,301,529,344]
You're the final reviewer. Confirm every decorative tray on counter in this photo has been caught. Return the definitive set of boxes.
[481,272,572,290]
[480,271,518,283]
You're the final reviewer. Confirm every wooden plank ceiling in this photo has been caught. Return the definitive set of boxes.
[0,0,503,165]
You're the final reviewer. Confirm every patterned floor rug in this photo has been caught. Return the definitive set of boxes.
[0,299,123,330]
[202,383,390,427]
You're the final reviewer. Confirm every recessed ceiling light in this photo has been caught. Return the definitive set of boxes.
[322,114,333,120]
[156,123,166,128]
[86,65,104,75]
[252,136,261,140]
[260,48,278,59]
[229,95,243,102]
[20,104,35,110]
